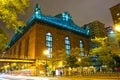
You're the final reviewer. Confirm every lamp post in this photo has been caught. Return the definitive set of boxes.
[44,50,49,76]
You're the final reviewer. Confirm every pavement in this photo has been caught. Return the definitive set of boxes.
[0,73,120,80]
[55,76,120,80]
[48,73,120,80]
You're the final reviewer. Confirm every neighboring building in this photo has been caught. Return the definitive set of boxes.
[84,20,107,39]
[109,3,120,55]
[83,21,107,48]
[110,3,120,25]
[106,26,120,56]
[4,4,89,75]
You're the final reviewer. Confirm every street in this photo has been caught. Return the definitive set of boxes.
[0,73,120,80]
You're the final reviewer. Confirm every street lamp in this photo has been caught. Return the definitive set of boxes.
[78,58,81,62]
[44,50,49,76]
[114,24,120,32]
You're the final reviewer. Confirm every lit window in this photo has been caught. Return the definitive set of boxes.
[117,13,120,16]
[80,40,83,48]
[46,32,52,52]
[65,37,70,54]
[80,40,84,56]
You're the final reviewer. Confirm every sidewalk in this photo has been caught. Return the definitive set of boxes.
[48,76,120,80]
[47,74,120,80]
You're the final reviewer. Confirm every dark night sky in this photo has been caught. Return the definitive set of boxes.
[0,0,120,39]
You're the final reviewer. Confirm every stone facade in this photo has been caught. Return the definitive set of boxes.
[110,3,120,24]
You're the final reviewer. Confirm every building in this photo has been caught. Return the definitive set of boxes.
[4,4,89,75]
[106,27,120,55]
[110,3,120,25]
[84,20,107,39]
[83,21,107,48]
[110,3,120,55]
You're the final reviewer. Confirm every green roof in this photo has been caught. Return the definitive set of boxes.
[8,4,89,48]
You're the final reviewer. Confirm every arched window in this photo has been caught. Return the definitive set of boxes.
[80,40,84,56]
[65,37,70,54]
[46,32,52,58]
[46,32,52,52]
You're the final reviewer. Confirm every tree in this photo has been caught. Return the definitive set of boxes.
[79,56,92,67]
[0,0,30,53]
[112,54,120,67]
[114,23,120,44]
[0,28,9,57]
[0,34,8,50]
[66,55,78,68]
[0,0,30,32]
[115,31,120,48]
[90,37,114,68]
[57,47,94,68]
[0,28,9,50]
[57,48,81,68]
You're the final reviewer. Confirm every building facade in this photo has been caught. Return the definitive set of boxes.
[85,20,107,39]
[105,26,120,55]
[110,3,120,55]
[110,3,120,25]
[4,4,90,75]
[83,21,107,49]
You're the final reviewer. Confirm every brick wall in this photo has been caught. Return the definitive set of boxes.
[6,22,90,59]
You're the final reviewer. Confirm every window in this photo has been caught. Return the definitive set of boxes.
[46,32,52,58]
[80,40,84,56]
[80,40,83,48]
[46,33,52,52]
[116,13,120,16]
[65,37,70,54]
